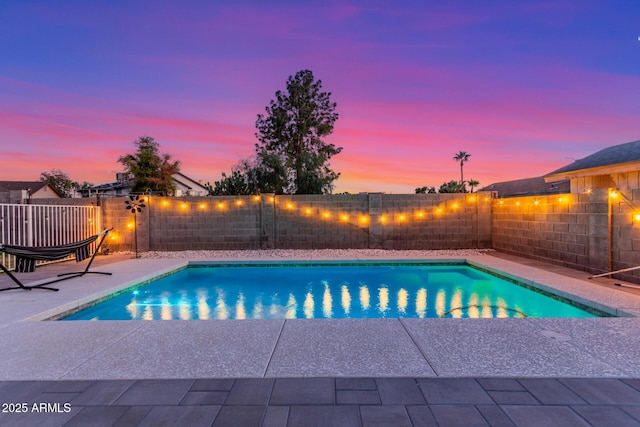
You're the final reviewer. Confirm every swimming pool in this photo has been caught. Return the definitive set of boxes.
[61,262,602,320]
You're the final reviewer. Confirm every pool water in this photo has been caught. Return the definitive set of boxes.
[62,263,599,320]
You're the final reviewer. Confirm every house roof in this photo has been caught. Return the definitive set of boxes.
[480,176,570,198]
[544,140,640,181]
[171,173,209,192]
[90,181,131,191]
[89,172,208,194]
[0,181,62,197]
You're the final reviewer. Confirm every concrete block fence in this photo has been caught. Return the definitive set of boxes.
[99,193,493,253]
[23,188,640,283]
[491,188,640,282]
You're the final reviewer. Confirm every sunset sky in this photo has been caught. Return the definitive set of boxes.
[2,0,639,193]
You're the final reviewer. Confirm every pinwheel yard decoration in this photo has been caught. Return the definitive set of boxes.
[124,195,146,258]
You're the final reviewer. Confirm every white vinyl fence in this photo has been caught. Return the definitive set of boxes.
[0,204,101,271]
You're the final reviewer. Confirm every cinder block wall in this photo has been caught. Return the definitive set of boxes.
[492,193,590,270]
[273,194,370,249]
[611,188,640,282]
[17,190,640,283]
[379,194,492,249]
[102,196,262,252]
[492,190,640,282]
[100,193,492,252]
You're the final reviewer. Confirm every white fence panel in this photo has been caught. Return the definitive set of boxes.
[0,204,101,271]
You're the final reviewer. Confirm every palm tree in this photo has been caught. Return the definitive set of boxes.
[468,179,479,193]
[453,151,471,184]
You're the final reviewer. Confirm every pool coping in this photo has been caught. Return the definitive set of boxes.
[1,251,640,380]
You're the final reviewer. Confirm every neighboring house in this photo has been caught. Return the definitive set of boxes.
[171,172,210,196]
[482,139,640,197]
[0,181,62,204]
[86,172,209,197]
[544,139,640,192]
[480,176,570,198]
[81,173,132,197]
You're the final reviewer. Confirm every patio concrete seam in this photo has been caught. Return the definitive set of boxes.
[57,322,149,380]
[398,318,440,377]
[262,319,287,378]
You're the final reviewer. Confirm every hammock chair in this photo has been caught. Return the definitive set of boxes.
[0,228,112,292]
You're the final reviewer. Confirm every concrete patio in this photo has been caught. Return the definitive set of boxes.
[1,250,640,425]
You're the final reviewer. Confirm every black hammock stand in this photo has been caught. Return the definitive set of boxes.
[0,228,113,292]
